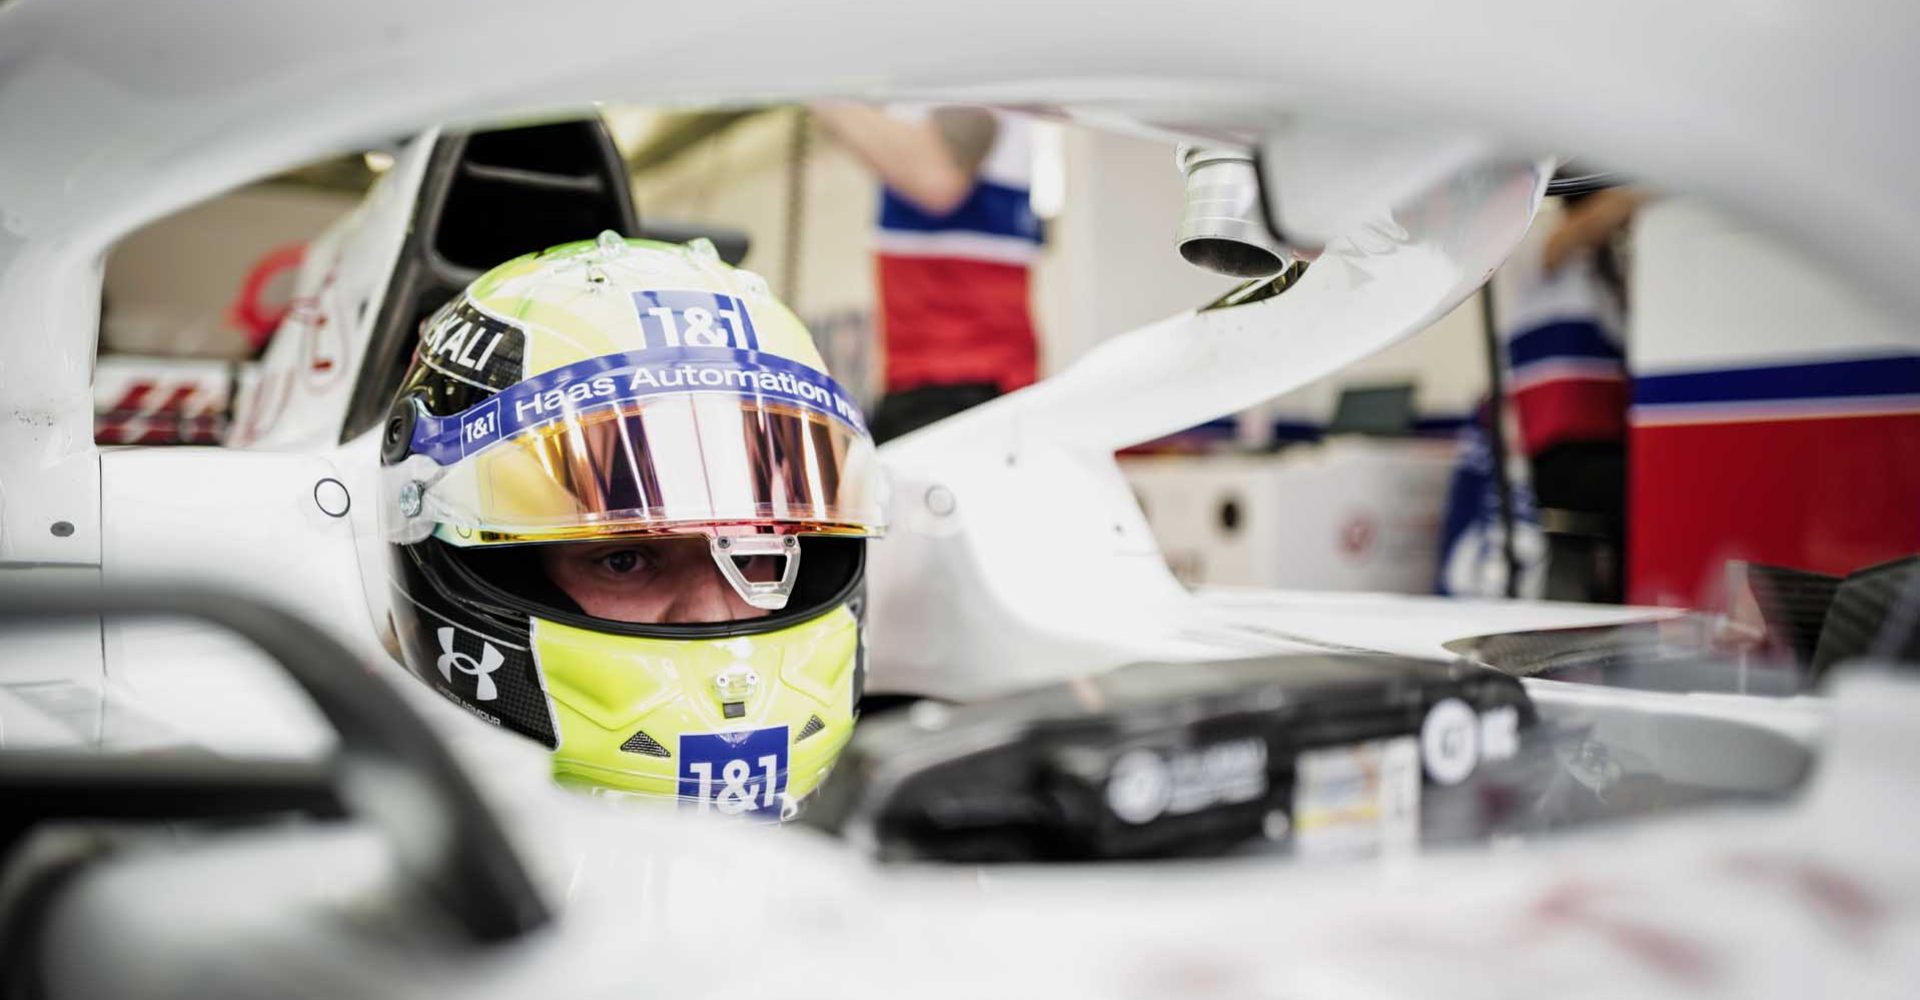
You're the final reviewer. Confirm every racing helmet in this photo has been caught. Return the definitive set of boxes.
[379,232,885,818]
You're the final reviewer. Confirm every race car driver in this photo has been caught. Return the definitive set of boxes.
[378,232,885,820]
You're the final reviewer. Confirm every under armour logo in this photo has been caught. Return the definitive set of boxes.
[436,627,503,702]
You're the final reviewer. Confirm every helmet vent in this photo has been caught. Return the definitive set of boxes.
[795,715,827,742]
[619,729,672,758]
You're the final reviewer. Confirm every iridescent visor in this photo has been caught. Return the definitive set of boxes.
[392,347,885,545]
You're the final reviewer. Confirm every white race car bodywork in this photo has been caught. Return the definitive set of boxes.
[2,0,1917,994]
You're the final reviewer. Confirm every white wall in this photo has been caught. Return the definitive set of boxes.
[1030,126,1239,371]
[103,184,360,360]
[1632,198,1912,374]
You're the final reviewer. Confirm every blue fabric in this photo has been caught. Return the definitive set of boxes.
[879,180,1042,242]
[1434,412,1542,597]
[1634,353,1920,407]
[1413,414,1475,436]
[1507,319,1623,369]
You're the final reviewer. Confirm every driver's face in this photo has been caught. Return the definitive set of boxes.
[540,537,775,625]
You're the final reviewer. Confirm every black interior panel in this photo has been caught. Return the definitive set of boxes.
[340,118,638,442]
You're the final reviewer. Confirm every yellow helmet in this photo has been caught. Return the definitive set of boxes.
[379,233,884,819]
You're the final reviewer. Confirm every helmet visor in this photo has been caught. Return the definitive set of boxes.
[390,348,885,544]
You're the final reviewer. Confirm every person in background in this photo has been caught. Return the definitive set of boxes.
[811,103,1043,442]
[1492,188,1649,602]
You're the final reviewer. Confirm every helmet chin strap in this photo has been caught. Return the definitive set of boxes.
[709,534,801,610]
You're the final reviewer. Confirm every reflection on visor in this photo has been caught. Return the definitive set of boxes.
[397,345,885,544]
[411,394,882,543]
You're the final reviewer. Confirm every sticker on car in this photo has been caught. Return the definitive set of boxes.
[1292,736,1421,858]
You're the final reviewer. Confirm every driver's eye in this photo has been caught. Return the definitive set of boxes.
[601,549,646,575]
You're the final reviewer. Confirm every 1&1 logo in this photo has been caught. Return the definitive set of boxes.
[436,626,503,702]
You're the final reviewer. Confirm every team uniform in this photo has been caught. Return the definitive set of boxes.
[1492,216,1630,463]
[1437,213,1621,601]
[869,109,1042,439]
